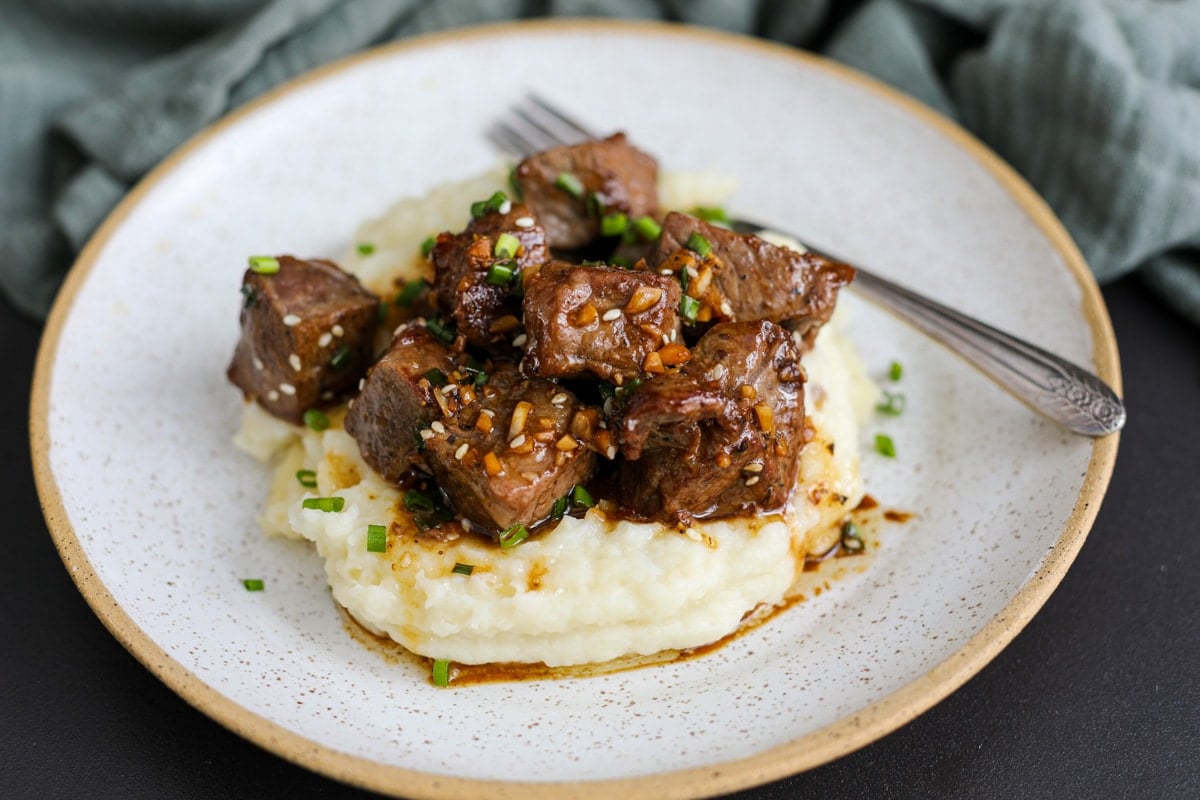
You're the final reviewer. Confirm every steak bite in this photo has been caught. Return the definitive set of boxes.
[431,200,548,349]
[615,320,808,525]
[343,324,462,483]
[651,212,855,347]
[421,362,598,534]
[513,133,659,250]
[521,261,683,384]
[227,255,379,424]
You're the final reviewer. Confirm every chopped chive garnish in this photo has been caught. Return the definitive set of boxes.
[403,490,436,514]
[509,270,524,298]
[366,523,387,553]
[680,295,701,321]
[423,368,448,387]
[571,485,595,508]
[678,266,691,292]
[356,242,376,256]
[554,172,584,198]
[420,235,437,258]
[876,391,906,416]
[432,659,451,686]
[685,232,712,258]
[474,370,489,387]
[889,360,903,381]
[295,469,317,488]
[840,520,865,552]
[691,206,730,226]
[471,191,509,218]
[633,216,662,241]
[302,496,345,512]
[610,255,632,269]
[395,279,427,308]
[240,285,257,309]
[494,233,521,259]
[874,433,897,458]
[485,260,516,287]
[303,409,330,431]
[551,495,568,521]
[329,345,352,368]
[242,578,264,591]
[498,523,529,549]
[585,191,605,218]
[248,255,279,274]
[452,562,475,576]
[426,316,456,343]
[508,164,524,200]
[601,212,628,237]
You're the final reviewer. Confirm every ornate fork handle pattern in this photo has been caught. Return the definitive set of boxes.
[491,96,1125,437]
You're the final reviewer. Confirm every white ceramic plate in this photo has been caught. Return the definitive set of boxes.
[32,20,1119,800]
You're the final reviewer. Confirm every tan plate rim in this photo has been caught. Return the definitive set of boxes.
[30,18,1121,800]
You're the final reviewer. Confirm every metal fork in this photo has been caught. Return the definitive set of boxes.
[488,95,1125,437]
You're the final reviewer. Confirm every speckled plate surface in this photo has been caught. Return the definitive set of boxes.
[32,20,1119,800]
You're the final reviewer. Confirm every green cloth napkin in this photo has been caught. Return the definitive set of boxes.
[2,0,1198,324]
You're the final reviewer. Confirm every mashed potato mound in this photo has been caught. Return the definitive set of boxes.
[235,169,873,668]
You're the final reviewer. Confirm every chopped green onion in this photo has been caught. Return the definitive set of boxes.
[420,235,437,258]
[403,490,436,514]
[303,409,330,431]
[585,191,605,218]
[508,164,524,200]
[875,390,906,416]
[633,216,662,241]
[551,495,568,521]
[248,255,279,274]
[840,520,865,552]
[874,433,897,458]
[356,242,376,256]
[452,562,475,576]
[691,206,731,226]
[366,523,387,553]
[242,578,264,591]
[554,172,584,198]
[295,469,317,488]
[470,190,509,218]
[432,659,451,687]
[329,345,352,368]
[474,371,489,387]
[425,316,456,344]
[509,270,524,298]
[485,260,516,287]
[889,360,903,381]
[601,212,628,237]
[423,368,448,387]
[240,285,257,309]
[302,496,345,512]
[395,279,427,308]
[678,266,691,292]
[571,485,595,508]
[494,233,521,259]
[610,255,632,269]
[680,295,701,321]
[498,523,529,549]
[685,232,712,258]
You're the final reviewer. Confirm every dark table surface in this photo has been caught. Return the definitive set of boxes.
[4,274,1197,800]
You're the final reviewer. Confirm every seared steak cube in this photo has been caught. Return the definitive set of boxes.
[651,212,855,347]
[422,362,597,533]
[344,324,460,483]
[431,201,548,349]
[521,261,682,383]
[615,320,807,524]
[514,133,658,250]
[227,255,378,424]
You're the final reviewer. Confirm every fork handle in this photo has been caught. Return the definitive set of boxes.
[849,267,1125,436]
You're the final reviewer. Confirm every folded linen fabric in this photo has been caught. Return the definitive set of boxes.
[1,0,1196,324]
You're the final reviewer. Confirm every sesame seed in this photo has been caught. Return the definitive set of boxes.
[509,434,527,448]
[550,392,569,405]
[685,265,699,279]
[419,428,435,440]
[601,308,622,322]
[684,527,702,542]
[455,443,470,460]
[498,199,512,214]
[288,353,302,371]
[358,378,366,391]
[431,421,446,434]
[282,314,301,326]
[744,476,760,486]
[719,300,734,317]
[332,324,344,337]
[515,216,534,228]
[660,268,673,276]
[605,445,618,459]
[278,383,296,395]
[253,357,264,371]
[481,408,496,417]
[744,462,764,473]
[267,390,279,401]
[318,332,333,347]
[662,333,671,346]
[461,519,473,532]
[512,333,527,348]
[521,471,540,482]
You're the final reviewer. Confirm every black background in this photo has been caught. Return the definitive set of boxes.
[4,274,1197,799]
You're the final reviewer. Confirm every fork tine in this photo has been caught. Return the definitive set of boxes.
[528,93,598,140]
[487,121,540,158]
[512,106,577,150]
